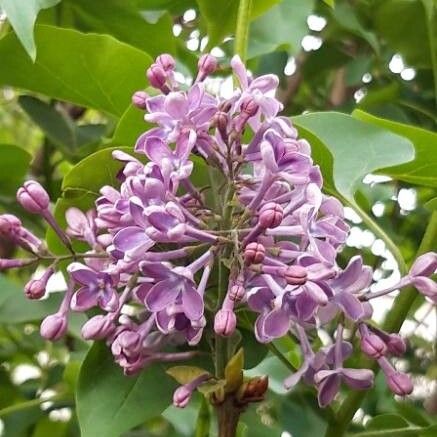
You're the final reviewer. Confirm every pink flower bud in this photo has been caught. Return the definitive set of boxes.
[240,97,259,117]
[386,334,407,356]
[215,111,229,141]
[146,64,167,90]
[40,313,68,341]
[214,309,236,337]
[386,371,414,396]
[409,252,437,277]
[259,202,283,229]
[81,315,115,340]
[24,267,54,300]
[17,181,50,214]
[0,214,21,235]
[173,385,192,408]
[131,91,148,109]
[197,54,217,81]
[283,265,307,285]
[156,53,175,72]
[229,284,245,302]
[244,242,266,264]
[360,333,387,359]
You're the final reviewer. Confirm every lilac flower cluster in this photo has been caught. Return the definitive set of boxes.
[1,53,436,408]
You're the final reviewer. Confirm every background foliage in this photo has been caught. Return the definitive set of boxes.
[0,0,436,436]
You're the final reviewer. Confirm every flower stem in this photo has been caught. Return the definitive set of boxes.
[234,0,252,61]
[324,211,437,437]
[0,392,69,417]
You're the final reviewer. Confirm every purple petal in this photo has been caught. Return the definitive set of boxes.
[230,55,248,89]
[67,262,98,285]
[317,374,341,407]
[113,226,152,253]
[182,286,204,320]
[71,286,98,311]
[341,368,374,390]
[145,279,178,312]
[262,308,290,339]
[335,292,365,321]
[98,286,119,312]
[164,92,189,119]
[145,136,172,163]
[250,74,279,93]
[284,362,309,389]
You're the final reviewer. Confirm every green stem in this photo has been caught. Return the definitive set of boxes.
[324,211,437,437]
[0,393,69,417]
[234,0,252,61]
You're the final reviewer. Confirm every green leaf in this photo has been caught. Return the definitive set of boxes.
[292,112,414,200]
[421,425,437,436]
[112,104,149,147]
[65,0,175,57]
[248,0,315,59]
[197,0,280,47]
[0,144,31,196]
[18,95,105,157]
[77,342,175,437]
[0,0,60,60]
[323,0,334,7]
[166,366,210,385]
[366,414,410,430]
[224,348,244,393]
[0,25,152,116]
[353,109,437,188]
[331,2,379,53]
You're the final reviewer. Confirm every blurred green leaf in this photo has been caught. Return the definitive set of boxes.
[65,0,176,56]
[353,109,437,188]
[0,0,60,60]
[0,144,31,196]
[248,0,314,58]
[18,95,106,156]
[77,342,175,437]
[0,25,152,116]
[197,0,280,48]
[292,112,414,200]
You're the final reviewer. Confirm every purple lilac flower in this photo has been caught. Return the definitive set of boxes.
[0,53,435,408]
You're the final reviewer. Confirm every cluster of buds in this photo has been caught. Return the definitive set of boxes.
[1,53,436,408]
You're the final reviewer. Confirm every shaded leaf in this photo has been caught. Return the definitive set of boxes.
[0,144,31,196]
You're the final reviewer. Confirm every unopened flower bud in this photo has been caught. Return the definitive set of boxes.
[244,242,266,264]
[146,64,167,90]
[237,375,269,403]
[386,371,414,396]
[215,111,229,142]
[229,284,245,302]
[283,265,307,285]
[17,181,50,214]
[386,334,407,356]
[82,315,115,340]
[40,313,68,341]
[240,97,259,117]
[361,333,387,359]
[0,214,21,235]
[173,385,191,408]
[214,309,236,337]
[131,91,148,109]
[409,252,437,277]
[197,54,217,81]
[24,267,54,299]
[259,202,283,229]
[156,53,175,72]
